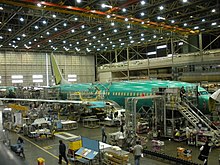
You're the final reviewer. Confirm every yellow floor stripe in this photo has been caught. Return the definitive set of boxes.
[18,135,66,163]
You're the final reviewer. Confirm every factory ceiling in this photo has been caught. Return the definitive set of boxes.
[0,0,219,54]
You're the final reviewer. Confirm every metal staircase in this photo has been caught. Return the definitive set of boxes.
[178,99,220,137]
[178,105,200,128]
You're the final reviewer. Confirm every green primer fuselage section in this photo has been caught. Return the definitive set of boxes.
[52,80,210,113]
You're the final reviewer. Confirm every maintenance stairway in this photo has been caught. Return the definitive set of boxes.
[178,99,220,138]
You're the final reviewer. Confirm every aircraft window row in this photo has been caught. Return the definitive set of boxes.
[107,92,153,96]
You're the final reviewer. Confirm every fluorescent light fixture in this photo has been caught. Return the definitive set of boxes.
[12,80,23,83]
[32,74,43,79]
[68,74,77,78]
[147,51,156,55]
[33,79,43,83]
[68,79,77,82]
[157,45,167,49]
[12,75,23,79]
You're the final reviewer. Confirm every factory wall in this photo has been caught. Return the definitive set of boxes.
[0,51,95,86]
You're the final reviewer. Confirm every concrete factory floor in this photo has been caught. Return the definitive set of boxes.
[1,123,220,165]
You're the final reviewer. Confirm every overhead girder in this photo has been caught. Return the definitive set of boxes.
[1,0,197,35]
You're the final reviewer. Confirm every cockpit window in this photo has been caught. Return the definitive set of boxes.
[199,91,209,95]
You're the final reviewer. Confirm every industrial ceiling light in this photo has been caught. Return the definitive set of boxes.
[76,41,79,44]
[103,33,106,36]
[76,0,81,3]
[153,35,156,38]
[22,34,26,37]
[71,29,75,33]
[98,40,100,42]
[211,22,217,26]
[12,40,16,43]
[202,19,205,22]
[113,29,117,32]
[52,14,56,18]
[182,0,188,2]
[89,43,92,45]
[211,9,216,13]
[141,33,144,37]
[37,3,42,7]
[63,40,66,43]
[8,28,12,32]
[122,8,126,12]
[127,25,131,28]
[34,25,39,29]
[0,36,3,39]
[101,44,104,46]
[19,17,24,22]
[129,36,132,39]
[63,23,67,26]
[125,18,128,21]
[54,27,58,31]
[74,17,78,21]
[140,12,145,16]
[42,20,47,24]
[141,38,144,41]
[194,26,199,29]
[17,37,20,40]
[37,45,40,47]
[46,32,50,35]
[87,31,91,34]
[183,23,187,26]
[28,41,32,44]
[34,38,37,41]
[111,22,115,26]
[69,44,72,47]
[81,25,85,28]
[0,7,3,10]
[159,6,164,10]
[106,38,109,40]
[107,15,111,18]
[93,36,96,39]
[171,20,175,23]
[110,41,112,44]
[84,39,88,41]
[140,1,146,5]
[98,27,102,30]
[48,40,52,42]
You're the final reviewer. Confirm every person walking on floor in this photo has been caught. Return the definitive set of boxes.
[58,140,69,165]
[198,141,212,165]
[102,125,107,143]
[133,141,143,165]
[17,137,25,158]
